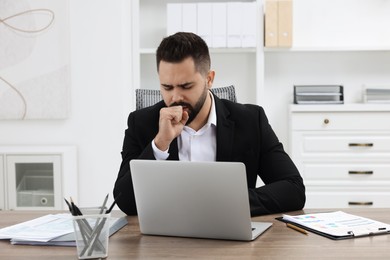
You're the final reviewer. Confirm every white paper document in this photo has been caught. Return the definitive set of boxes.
[0,214,74,242]
[283,211,390,238]
[0,213,128,246]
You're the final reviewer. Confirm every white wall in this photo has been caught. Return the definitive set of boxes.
[0,0,132,207]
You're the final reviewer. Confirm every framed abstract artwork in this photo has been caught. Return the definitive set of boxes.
[0,0,70,119]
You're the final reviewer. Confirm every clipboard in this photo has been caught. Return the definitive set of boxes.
[276,211,390,240]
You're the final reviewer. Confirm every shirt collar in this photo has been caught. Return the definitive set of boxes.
[207,91,217,127]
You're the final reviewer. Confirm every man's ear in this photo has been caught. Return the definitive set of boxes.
[206,70,215,88]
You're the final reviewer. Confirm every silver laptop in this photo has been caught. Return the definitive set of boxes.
[130,160,272,241]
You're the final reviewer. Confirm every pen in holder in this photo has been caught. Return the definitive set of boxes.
[73,212,111,259]
[66,193,120,259]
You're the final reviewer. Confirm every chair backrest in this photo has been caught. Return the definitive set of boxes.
[135,85,236,110]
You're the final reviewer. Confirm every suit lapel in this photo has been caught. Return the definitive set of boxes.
[167,138,179,160]
[215,97,235,161]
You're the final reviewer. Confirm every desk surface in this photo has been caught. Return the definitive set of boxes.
[1,208,389,259]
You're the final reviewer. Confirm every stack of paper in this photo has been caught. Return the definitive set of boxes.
[0,213,127,246]
[363,85,390,103]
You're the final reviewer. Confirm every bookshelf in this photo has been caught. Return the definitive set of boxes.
[131,0,264,106]
[130,1,390,207]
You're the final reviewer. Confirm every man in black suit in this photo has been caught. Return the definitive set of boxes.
[114,32,305,216]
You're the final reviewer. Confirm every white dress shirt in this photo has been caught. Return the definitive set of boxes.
[152,92,217,161]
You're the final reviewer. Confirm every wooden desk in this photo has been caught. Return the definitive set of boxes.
[1,208,389,259]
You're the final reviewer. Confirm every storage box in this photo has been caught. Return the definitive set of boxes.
[294,85,344,104]
[17,175,54,207]
[363,85,390,103]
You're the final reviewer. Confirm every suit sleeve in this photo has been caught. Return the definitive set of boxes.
[113,112,156,215]
[248,107,305,216]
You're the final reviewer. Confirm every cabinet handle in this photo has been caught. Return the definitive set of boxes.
[348,143,374,147]
[323,118,330,124]
[348,171,373,175]
[348,201,373,206]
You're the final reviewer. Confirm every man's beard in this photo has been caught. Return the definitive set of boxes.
[169,86,208,126]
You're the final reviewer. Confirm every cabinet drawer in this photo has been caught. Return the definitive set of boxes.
[303,135,390,153]
[305,192,390,208]
[291,112,390,131]
[302,163,390,180]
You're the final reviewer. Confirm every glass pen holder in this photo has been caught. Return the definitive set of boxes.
[73,212,111,259]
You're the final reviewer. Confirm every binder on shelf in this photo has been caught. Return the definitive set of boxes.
[264,0,293,48]
[294,85,344,104]
[227,2,243,48]
[241,2,257,47]
[265,0,279,47]
[182,3,197,33]
[197,3,213,47]
[166,3,182,36]
[166,2,257,48]
[212,2,227,48]
[278,0,293,47]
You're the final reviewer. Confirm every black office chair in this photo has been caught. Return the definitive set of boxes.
[135,85,237,110]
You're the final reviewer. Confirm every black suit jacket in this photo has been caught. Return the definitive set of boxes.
[114,95,305,216]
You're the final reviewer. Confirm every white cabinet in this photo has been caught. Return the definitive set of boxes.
[290,104,390,208]
[131,0,264,106]
[6,155,62,210]
[0,146,77,210]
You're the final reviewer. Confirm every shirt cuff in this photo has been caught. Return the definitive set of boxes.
[151,139,170,160]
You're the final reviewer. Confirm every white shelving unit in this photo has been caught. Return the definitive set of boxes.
[130,0,390,207]
[131,0,264,106]
[263,0,390,150]
[281,1,390,208]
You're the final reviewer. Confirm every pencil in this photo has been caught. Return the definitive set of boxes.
[286,223,308,235]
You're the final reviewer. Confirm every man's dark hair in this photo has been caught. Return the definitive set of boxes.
[156,32,211,76]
